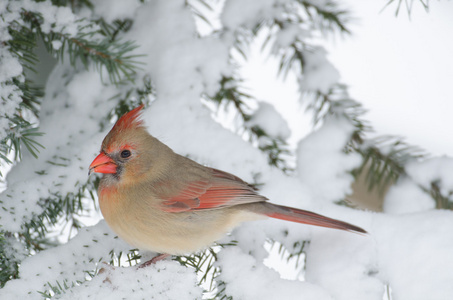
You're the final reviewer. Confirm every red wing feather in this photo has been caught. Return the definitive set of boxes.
[161,168,267,212]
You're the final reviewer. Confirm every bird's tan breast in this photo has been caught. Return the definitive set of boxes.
[99,182,262,255]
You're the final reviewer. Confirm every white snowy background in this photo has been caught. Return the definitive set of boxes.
[1,0,452,299]
[328,0,453,156]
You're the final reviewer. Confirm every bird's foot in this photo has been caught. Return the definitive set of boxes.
[138,253,170,268]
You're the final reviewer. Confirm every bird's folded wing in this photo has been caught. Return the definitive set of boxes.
[160,168,268,212]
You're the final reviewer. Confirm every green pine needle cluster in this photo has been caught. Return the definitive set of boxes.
[1,16,44,170]
[207,76,293,172]
[423,181,453,210]
[384,0,430,16]
[22,10,141,84]
[0,2,142,179]
[0,0,146,287]
[303,85,426,194]
[175,241,237,299]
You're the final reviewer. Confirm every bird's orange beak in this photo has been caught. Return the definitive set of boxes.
[89,152,117,175]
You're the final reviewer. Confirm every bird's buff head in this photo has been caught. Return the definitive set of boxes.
[89,105,145,177]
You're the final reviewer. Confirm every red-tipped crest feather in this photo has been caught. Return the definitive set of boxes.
[112,104,144,132]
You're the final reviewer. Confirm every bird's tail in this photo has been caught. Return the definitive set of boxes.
[259,202,367,234]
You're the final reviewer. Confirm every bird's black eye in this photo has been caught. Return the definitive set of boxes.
[120,149,131,158]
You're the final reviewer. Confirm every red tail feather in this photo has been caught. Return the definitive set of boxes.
[263,203,367,234]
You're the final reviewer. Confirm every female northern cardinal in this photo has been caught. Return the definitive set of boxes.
[89,105,366,266]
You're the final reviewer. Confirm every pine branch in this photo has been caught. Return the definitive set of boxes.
[304,85,425,194]
[209,282,234,300]
[271,239,309,270]
[0,176,96,283]
[249,126,293,172]
[15,79,43,117]
[0,73,155,286]
[49,0,94,10]
[204,3,353,174]
[1,4,144,178]
[0,116,45,169]
[97,19,133,43]
[0,5,148,281]
[21,10,142,85]
[123,249,142,267]
[285,240,309,269]
[299,0,351,34]
[0,17,45,173]
[175,241,237,298]
[419,181,453,210]
[353,137,424,192]
[25,178,96,237]
[6,20,40,73]
[383,0,430,17]
[186,0,214,28]
[101,75,155,131]
[206,76,293,171]
[0,232,20,287]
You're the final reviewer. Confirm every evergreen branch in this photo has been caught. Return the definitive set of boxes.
[270,20,313,81]
[265,240,309,275]
[284,240,309,269]
[97,19,133,43]
[277,38,305,80]
[207,76,253,119]
[24,177,95,245]
[48,33,140,84]
[6,19,39,71]
[206,76,293,171]
[0,175,98,285]
[299,0,351,33]
[0,8,149,284]
[304,85,425,194]
[175,241,237,298]
[15,78,43,117]
[430,181,453,209]
[124,249,141,267]
[419,181,453,210]
[1,116,44,162]
[0,7,144,173]
[38,279,75,298]
[49,0,94,10]
[0,19,44,171]
[224,0,351,68]
[21,10,142,85]
[101,75,155,131]
[0,231,20,287]
[233,29,254,60]
[0,77,155,284]
[383,0,430,17]
[335,198,360,208]
[307,86,368,130]
[352,137,424,192]
[209,281,234,300]
[249,126,293,172]
[186,0,214,27]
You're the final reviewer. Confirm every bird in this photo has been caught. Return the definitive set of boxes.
[89,105,366,267]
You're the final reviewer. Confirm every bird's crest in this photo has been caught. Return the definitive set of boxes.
[111,104,144,132]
